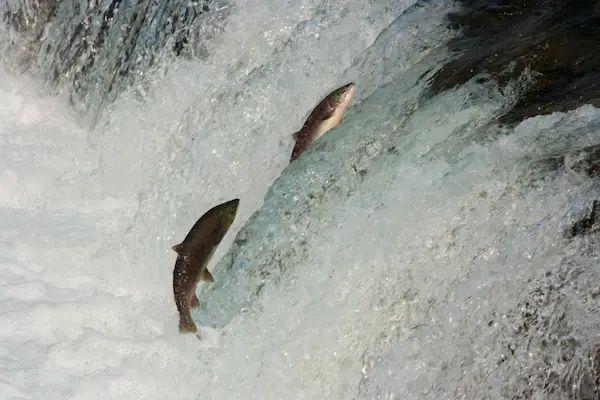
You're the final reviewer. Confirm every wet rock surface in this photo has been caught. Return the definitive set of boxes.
[429,0,600,125]
[509,141,600,238]
[493,265,600,400]
[516,142,600,188]
[567,200,600,238]
[1,0,225,125]
[355,156,600,399]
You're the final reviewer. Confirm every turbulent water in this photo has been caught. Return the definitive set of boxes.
[2,0,600,399]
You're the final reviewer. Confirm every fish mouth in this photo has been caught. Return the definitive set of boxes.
[223,198,240,209]
[219,198,240,227]
[338,82,356,102]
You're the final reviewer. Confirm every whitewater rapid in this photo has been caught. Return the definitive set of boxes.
[2,0,600,399]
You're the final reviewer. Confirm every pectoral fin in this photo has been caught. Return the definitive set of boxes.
[200,268,214,282]
[321,106,336,121]
[191,295,200,309]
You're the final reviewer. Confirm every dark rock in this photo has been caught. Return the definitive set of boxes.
[566,200,600,238]
[565,143,600,178]
[513,142,600,194]
[428,0,600,125]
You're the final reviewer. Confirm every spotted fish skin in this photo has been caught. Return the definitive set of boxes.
[290,82,356,162]
[172,198,239,335]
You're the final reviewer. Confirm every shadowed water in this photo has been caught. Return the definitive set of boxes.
[2,0,226,125]
[429,0,600,125]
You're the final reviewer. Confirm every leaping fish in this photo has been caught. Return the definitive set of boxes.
[290,82,356,162]
[172,198,239,335]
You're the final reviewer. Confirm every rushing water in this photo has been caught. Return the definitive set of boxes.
[2,0,600,399]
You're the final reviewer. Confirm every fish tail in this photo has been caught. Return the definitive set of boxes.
[178,309,198,334]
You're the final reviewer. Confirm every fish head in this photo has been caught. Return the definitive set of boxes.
[206,198,240,245]
[176,198,240,256]
[327,82,356,109]
[217,198,239,231]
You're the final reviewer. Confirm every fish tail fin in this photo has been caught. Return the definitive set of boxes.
[178,310,198,334]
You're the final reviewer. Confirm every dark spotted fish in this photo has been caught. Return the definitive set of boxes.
[172,198,239,335]
[290,82,356,162]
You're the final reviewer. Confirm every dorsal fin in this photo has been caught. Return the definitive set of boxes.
[172,243,184,255]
